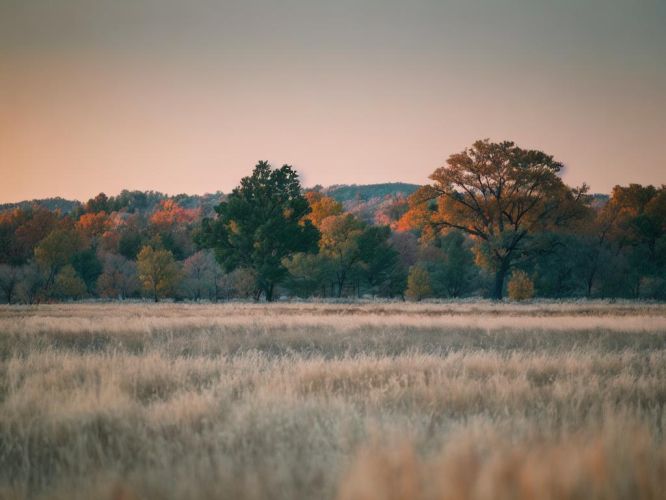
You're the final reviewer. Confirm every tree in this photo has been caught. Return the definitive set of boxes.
[577,200,619,297]
[422,231,477,298]
[532,233,587,298]
[149,199,199,230]
[356,225,403,297]
[217,268,258,300]
[71,248,102,293]
[149,199,199,259]
[136,245,181,302]
[53,265,87,300]
[0,265,21,303]
[304,192,343,227]
[16,263,44,304]
[118,231,143,260]
[0,207,59,265]
[283,252,332,298]
[420,139,588,299]
[572,185,666,298]
[96,254,139,299]
[507,270,535,301]
[606,184,666,297]
[34,228,85,290]
[76,211,111,241]
[181,250,220,300]
[318,214,365,297]
[198,161,319,301]
[84,192,110,213]
[374,195,409,228]
[405,265,432,301]
[389,231,419,270]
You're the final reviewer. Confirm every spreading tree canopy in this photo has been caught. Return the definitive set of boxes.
[198,161,319,301]
[418,139,589,299]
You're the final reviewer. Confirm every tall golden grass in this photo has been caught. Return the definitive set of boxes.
[0,302,664,499]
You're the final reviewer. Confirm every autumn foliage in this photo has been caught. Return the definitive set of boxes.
[0,142,665,303]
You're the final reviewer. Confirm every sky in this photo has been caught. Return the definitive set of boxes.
[1,0,665,203]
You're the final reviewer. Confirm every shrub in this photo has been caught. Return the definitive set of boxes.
[405,265,432,301]
[53,265,87,299]
[507,270,534,301]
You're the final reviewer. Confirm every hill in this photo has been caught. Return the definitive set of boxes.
[0,184,420,217]
[322,182,420,202]
[0,197,82,214]
[0,184,608,225]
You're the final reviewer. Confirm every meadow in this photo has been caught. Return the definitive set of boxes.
[1,301,665,500]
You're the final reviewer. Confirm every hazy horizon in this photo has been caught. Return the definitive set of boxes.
[0,178,424,205]
[2,0,665,203]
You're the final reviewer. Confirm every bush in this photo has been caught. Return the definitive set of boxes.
[53,265,87,300]
[405,265,432,301]
[507,270,534,301]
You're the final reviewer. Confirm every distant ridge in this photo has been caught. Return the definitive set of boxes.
[0,197,82,214]
[322,183,420,202]
[0,183,422,213]
[0,184,610,215]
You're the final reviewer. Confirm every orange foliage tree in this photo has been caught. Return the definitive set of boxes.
[149,200,199,230]
[304,192,344,227]
[417,139,589,299]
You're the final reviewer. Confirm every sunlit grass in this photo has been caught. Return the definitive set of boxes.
[0,302,664,499]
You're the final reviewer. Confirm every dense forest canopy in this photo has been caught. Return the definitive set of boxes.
[0,142,664,303]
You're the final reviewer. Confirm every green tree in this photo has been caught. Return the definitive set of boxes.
[420,139,589,299]
[283,252,332,298]
[198,161,319,301]
[608,185,666,297]
[357,225,403,297]
[136,245,181,302]
[53,265,87,300]
[118,231,143,260]
[532,233,587,298]
[423,231,477,298]
[34,228,85,290]
[71,248,102,294]
[84,192,110,213]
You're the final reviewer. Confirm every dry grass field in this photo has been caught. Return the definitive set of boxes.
[1,301,665,500]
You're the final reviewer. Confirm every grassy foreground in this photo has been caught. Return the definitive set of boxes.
[1,302,665,500]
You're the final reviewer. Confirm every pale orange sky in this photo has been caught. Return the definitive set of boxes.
[1,0,665,203]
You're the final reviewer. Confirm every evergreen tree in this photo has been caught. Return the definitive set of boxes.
[198,161,319,301]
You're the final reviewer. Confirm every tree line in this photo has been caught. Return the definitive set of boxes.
[1,140,664,303]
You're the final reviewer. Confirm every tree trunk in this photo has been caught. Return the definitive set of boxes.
[265,283,274,302]
[493,260,509,300]
[336,271,346,298]
[586,270,595,298]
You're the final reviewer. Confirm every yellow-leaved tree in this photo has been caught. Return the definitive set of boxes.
[136,245,181,302]
[405,265,432,301]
